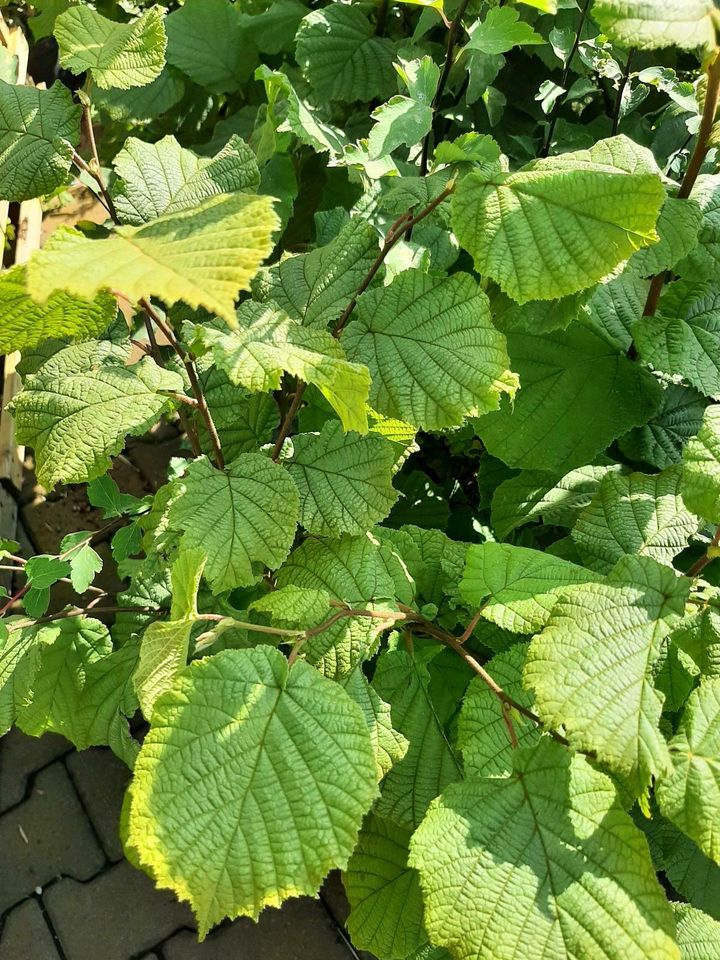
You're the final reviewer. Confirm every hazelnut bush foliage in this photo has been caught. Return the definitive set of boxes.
[2,0,720,955]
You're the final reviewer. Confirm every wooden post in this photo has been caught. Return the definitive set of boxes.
[0,13,35,588]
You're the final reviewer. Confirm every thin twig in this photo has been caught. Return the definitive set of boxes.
[197,613,304,638]
[271,184,455,458]
[420,0,472,175]
[677,53,720,201]
[1,583,32,618]
[78,98,119,221]
[540,0,592,157]
[333,185,454,335]
[630,52,720,357]
[141,298,224,469]
[71,151,114,218]
[458,607,484,643]
[74,95,217,468]
[687,527,720,578]
[7,605,160,632]
[403,608,570,747]
[141,308,202,457]
[271,383,307,461]
[164,392,199,408]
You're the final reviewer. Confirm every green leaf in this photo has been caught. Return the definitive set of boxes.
[67,639,140,765]
[377,525,467,609]
[593,0,718,52]
[24,555,71,590]
[26,193,278,327]
[277,533,414,608]
[10,350,182,489]
[656,642,699,714]
[199,379,277,465]
[459,542,596,634]
[492,288,590,336]
[620,383,707,470]
[656,678,720,864]
[23,587,51,619]
[288,421,398,536]
[367,96,433,160]
[571,466,701,573]
[452,136,664,303]
[676,176,720,283]
[682,404,720,522]
[249,585,330,630]
[0,622,42,734]
[0,80,80,202]
[256,218,380,329]
[586,271,650,352]
[87,474,145,519]
[255,66,347,156]
[341,667,409,780]
[345,815,427,960]
[296,5,396,103]
[344,270,517,431]
[112,135,259,226]
[635,282,720,399]
[491,463,623,539]
[644,811,720,920]
[55,5,166,90]
[373,647,463,828]
[15,617,112,738]
[29,0,76,39]
[674,904,720,959]
[476,321,663,472]
[191,301,370,433]
[276,533,413,677]
[134,548,206,717]
[126,646,378,935]
[672,598,720,678]
[409,739,679,960]
[60,532,103,594]
[525,557,689,791]
[466,7,544,55]
[5,618,139,764]
[93,64,185,123]
[241,0,307,55]
[0,266,118,354]
[166,0,249,93]
[367,58,439,160]
[167,454,299,594]
[458,643,540,777]
[630,197,702,276]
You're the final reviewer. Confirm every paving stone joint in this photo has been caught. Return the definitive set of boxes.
[0,731,361,960]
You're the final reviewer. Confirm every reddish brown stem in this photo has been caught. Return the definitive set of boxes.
[141,298,223,469]
[687,527,720,578]
[632,52,720,353]
[271,184,455,457]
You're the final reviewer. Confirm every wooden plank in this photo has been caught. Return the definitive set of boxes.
[0,14,33,494]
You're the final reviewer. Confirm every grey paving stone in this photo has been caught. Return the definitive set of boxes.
[0,762,105,913]
[66,748,131,861]
[44,859,194,960]
[163,898,355,960]
[0,729,71,813]
[0,898,61,960]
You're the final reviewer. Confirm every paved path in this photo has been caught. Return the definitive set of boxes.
[0,729,359,960]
